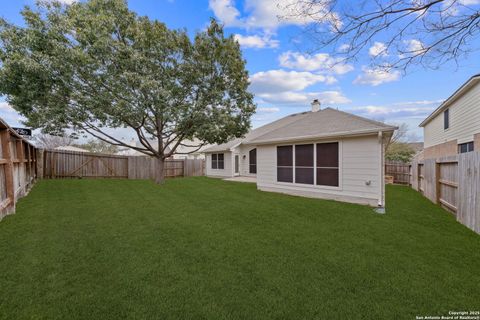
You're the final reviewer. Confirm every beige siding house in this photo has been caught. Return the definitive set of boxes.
[420,74,480,159]
[204,101,396,207]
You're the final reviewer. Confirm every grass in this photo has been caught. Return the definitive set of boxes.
[0,177,479,319]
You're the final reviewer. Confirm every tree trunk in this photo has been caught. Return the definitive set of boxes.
[155,157,165,184]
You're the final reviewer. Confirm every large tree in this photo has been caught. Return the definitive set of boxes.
[280,0,480,71]
[0,0,255,183]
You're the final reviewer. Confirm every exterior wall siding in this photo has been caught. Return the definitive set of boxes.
[256,135,382,206]
[423,139,458,159]
[205,151,233,177]
[424,82,480,151]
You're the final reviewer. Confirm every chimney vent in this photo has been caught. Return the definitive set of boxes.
[311,99,321,112]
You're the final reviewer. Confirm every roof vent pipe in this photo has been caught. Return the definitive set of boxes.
[311,99,321,112]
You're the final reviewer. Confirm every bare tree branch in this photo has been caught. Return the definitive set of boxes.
[281,0,480,71]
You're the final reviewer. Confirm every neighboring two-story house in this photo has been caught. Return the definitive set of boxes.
[420,74,480,159]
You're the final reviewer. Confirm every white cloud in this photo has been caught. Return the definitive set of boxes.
[279,51,354,74]
[368,42,388,57]
[459,0,480,4]
[349,100,442,121]
[249,69,336,94]
[257,107,280,113]
[346,99,443,139]
[0,101,26,127]
[257,90,350,105]
[404,39,427,54]
[0,101,14,112]
[47,0,78,4]
[338,44,350,52]
[353,67,401,86]
[209,0,339,30]
[441,0,480,15]
[234,34,279,49]
[209,0,242,27]
[353,105,432,117]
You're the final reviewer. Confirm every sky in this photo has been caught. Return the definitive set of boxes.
[1,0,480,142]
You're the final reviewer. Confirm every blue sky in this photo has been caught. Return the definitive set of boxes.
[1,0,480,141]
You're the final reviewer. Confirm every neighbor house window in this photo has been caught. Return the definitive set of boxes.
[295,144,314,184]
[211,153,224,169]
[458,142,474,153]
[249,148,257,174]
[444,109,449,130]
[316,142,339,187]
[277,146,293,182]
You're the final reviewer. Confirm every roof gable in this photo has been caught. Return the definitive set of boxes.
[419,74,480,127]
[246,108,396,144]
[204,108,396,151]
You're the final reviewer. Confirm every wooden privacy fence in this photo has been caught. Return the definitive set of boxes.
[0,119,38,219]
[385,161,411,185]
[411,152,480,234]
[42,149,205,180]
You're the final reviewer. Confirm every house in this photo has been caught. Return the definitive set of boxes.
[171,139,211,160]
[203,100,397,207]
[419,74,480,159]
[54,146,89,153]
[115,138,209,159]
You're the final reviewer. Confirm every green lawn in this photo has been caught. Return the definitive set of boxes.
[0,178,479,319]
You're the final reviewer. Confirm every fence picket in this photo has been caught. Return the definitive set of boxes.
[42,150,204,180]
[411,152,480,234]
[0,121,37,218]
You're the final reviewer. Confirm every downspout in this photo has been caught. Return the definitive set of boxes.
[376,131,386,214]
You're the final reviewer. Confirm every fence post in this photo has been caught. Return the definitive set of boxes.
[435,161,441,204]
[0,130,15,211]
[408,164,412,186]
[417,164,421,191]
[36,149,44,179]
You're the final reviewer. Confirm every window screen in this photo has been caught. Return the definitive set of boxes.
[295,144,314,184]
[211,154,217,169]
[444,109,449,130]
[316,142,339,187]
[217,153,224,169]
[249,149,257,174]
[211,153,224,169]
[277,146,293,182]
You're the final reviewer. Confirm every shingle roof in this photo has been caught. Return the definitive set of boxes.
[203,108,396,151]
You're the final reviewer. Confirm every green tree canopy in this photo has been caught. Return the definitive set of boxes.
[386,142,416,163]
[0,0,255,183]
[76,139,119,154]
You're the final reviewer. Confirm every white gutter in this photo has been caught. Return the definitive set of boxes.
[378,131,385,209]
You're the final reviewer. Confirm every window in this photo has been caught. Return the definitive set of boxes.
[277,146,293,182]
[295,144,314,184]
[458,142,474,153]
[211,153,224,169]
[249,148,257,174]
[276,142,339,187]
[316,142,339,187]
[444,109,449,130]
